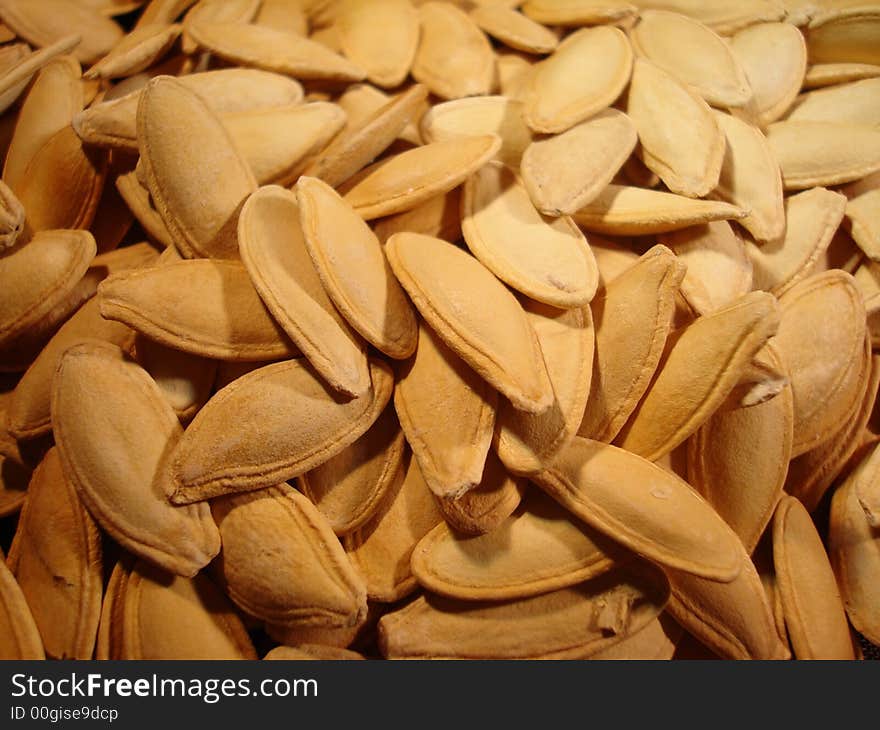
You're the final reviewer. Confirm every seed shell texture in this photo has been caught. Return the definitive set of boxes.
[615,291,781,461]
[496,51,536,101]
[687,344,793,554]
[7,447,102,659]
[115,171,175,249]
[579,245,685,443]
[659,221,753,316]
[254,0,308,36]
[337,0,418,88]
[712,111,784,243]
[523,25,633,135]
[378,560,669,659]
[372,188,463,246]
[94,559,127,661]
[436,451,526,536]
[97,259,298,362]
[302,84,427,190]
[844,176,880,263]
[412,2,494,100]
[572,185,747,235]
[830,456,880,646]
[223,103,346,187]
[536,437,744,582]
[469,5,559,54]
[185,22,366,81]
[133,335,216,422]
[85,23,181,80]
[296,176,418,360]
[386,232,553,414]
[589,614,682,660]
[74,68,305,150]
[0,0,124,64]
[666,551,789,660]
[626,58,726,198]
[630,10,752,108]
[773,495,855,659]
[137,75,257,259]
[4,55,83,194]
[747,187,847,296]
[589,236,641,292]
[51,341,220,577]
[18,124,108,233]
[520,109,638,217]
[521,0,638,26]
[298,405,406,536]
[784,342,876,513]
[807,7,880,66]
[335,83,409,136]
[264,645,365,661]
[344,452,443,603]
[342,135,501,221]
[211,484,367,629]
[630,0,786,35]
[0,229,96,350]
[0,405,29,518]
[730,22,806,126]
[0,556,44,659]
[393,320,497,500]
[170,358,394,504]
[773,270,867,456]
[309,23,342,54]
[856,438,880,527]
[412,488,621,601]
[766,120,880,190]
[495,301,594,477]
[264,612,367,651]
[785,77,880,126]
[420,96,533,169]
[120,562,257,660]
[238,185,370,396]
[463,161,598,308]
[803,62,880,88]
[181,0,260,56]
[0,35,81,116]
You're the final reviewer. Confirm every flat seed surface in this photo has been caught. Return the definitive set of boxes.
[536,437,744,582]
[7,447,102,659]
[296,176,418,359]
[386,232,553,414]
[523,25,633,134]
[169,358,394,503]
[520,109,637,216]
[462,161,598,308]
[579,245,685,443]
[97,259,298,362]
[393,320,497,500]
[615,291,781,461]
[411,489,620,601]
[378,560,669,659]
[626,58,725,198]
[342,135,500,220]
[630,10,752,108]
[572,185,746,235]
[731,22,806,125]
[337,0,418,88]
[186,21,366,81]
[773,496,856,659]
[51,342,220,577]
[239,185,370,396]
[137,76,257,259]
[412,2,494,100]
